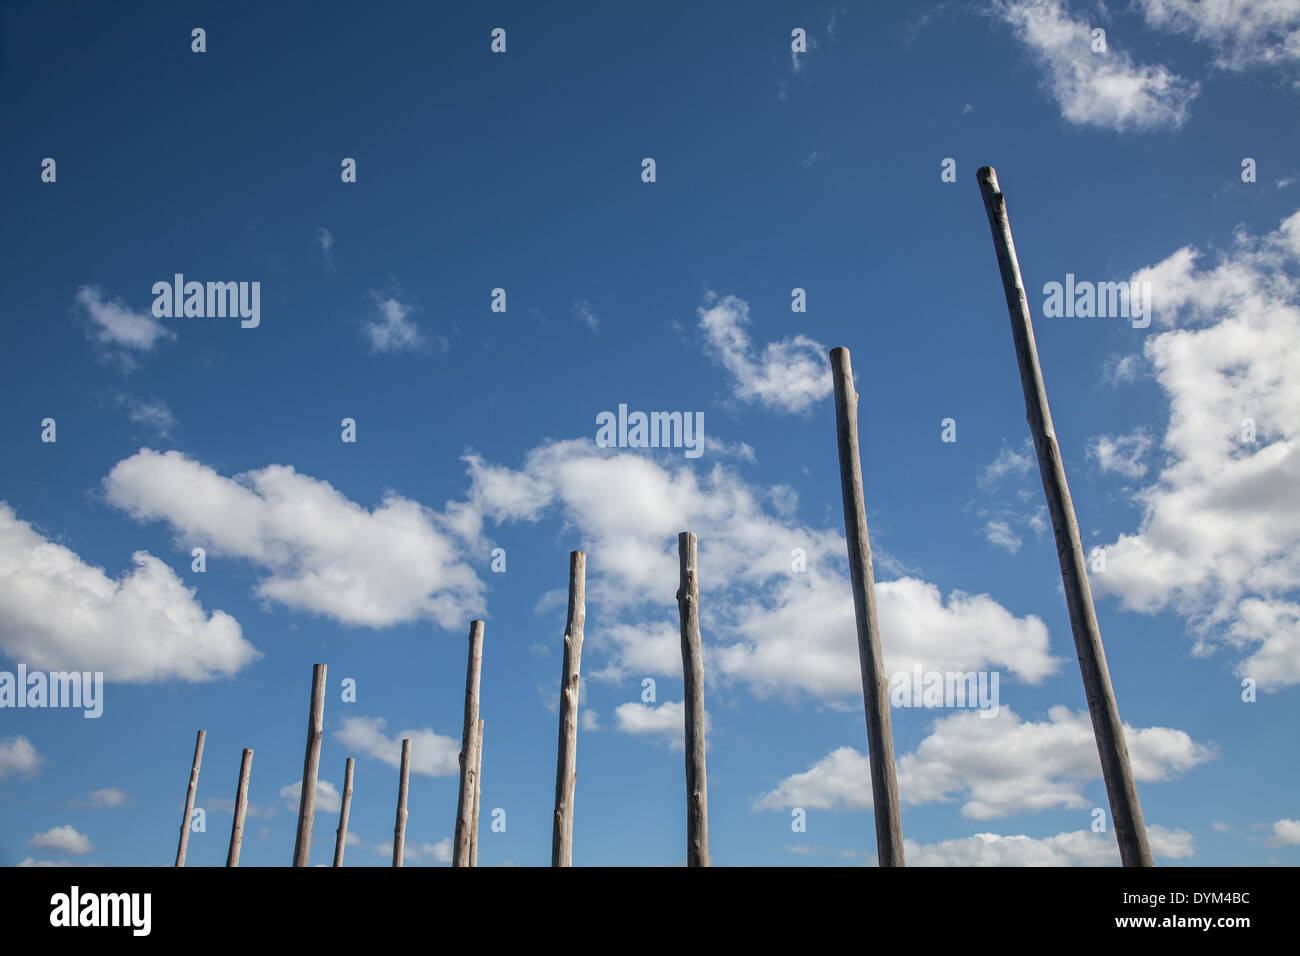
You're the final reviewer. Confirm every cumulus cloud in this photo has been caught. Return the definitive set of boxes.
[697,292,831,414]
[0,502,256,682]
[1088,429,1154,478]
[0,736,42,780]
[1093,209,1300,689]
[1272,818,1300,845]
[103,449,486,630]
[336,716,462,777]
[29,825,95,855]
[74,286,175,370]
[991,0,1198,131]
[614,700,690,749]
[1138,0,1300,81]
[279,779,341,815]
[755,705,1214,819]
[903,824,1194,865]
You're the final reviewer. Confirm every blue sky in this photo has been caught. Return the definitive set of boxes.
[2,0,1299,867]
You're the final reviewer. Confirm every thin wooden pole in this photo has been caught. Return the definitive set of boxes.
[225,748,253,867]
[830,347,906,867]
[333,757,354,867]
[452,621,485,866]
[393,738,411,867]
[977,165,1153,867]
[470,717,483,867]
[676,532,710,867]
[174,729,205,867]
[551,550,585,867]
[292,662,327,867]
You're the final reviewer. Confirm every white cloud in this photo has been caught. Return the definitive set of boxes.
[1092,209,1300,689]
[0,501,256,682]
[74,286,175,368]
[697,291,832,414]
[103,449,486,630]
[614,700,689,748]
[29,825,94,855]
[580,709,601,732]
[279,779,341,815]
[367,835,452,864]
[985,519,1023,553]
[363,292,443,354]
[462,439,1059,699]
[979,439,1034,489]
[114,394,177,439]
[1272,818,1300,845]
[903,824,1194,865]
[755,705,1214,819]
[1088,429,1154,478]
[18,857,93,867]
[572,299,599,330]
[82,787,130,809]
[315,227,335,269]
[1138,0,1300,81]
[992,0,1199,131]
[0,736,42,779]
[336,716,462,777]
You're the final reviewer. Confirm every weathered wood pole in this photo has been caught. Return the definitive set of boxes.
[830,347,906,867]
[470,717,483,867]
[452,621,485,866]
[551,550,586,867]
[333,757,355,867]
[393,738,411,867]
[174,729,205,867]
[292,662,327,867]
[977,165,1153,867]
[676,532,710,867]
[225,748,254,867]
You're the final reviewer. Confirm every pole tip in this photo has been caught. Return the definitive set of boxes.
[977,166,1000,195]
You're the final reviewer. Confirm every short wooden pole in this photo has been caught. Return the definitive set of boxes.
[830,347,906,867]
[174,729,205,867]
[393,738,411,867]
[977,165,1153,867]
[292,662,327,867]
[676,532,710,867]
[333,757,355,867]
[225,748,253,867]
[453,621,484,866]
[551,550,586,867]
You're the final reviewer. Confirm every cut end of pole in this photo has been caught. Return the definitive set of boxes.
[829,347,853,390]
[977,165,1001,197]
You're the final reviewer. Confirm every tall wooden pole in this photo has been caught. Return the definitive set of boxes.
[830,347,906,867]
[293,662,327,867]
[977,165,1153,867]
[453,621,484,866]
[393,738,411,867]
[225,748,253,867]
[470,717,483,867]
[551,550,585,867]
[676,532,710,867]
[174,729,205,867]
[333,757,354,867]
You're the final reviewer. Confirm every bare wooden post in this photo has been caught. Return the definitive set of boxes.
[174,729,205,867]
[470,718,483,867]
[830,347,906,867]
[225,748,254,867]
[393,738,411,867]
[292,662,327,867]
[977,165,1153,867]
[452,621,484,867]
[551,550,585,867]
[676,532,710,867]
[333,757,354,867]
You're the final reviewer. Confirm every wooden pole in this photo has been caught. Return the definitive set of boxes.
[393,738,411,867]
[292,662,327,867]
[225,748,253,867]
[551,550,585,867]
[676,532,710,867]
[174,729,205,867]
[830,347,906,867]
[977,165,1153,866]
[333,757,354,867]
[452,621,484,866]
[470,717,483,867]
